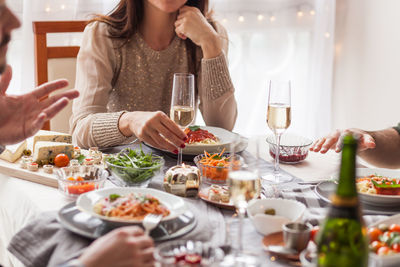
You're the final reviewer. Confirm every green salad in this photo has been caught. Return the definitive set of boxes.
[105,147,164,185]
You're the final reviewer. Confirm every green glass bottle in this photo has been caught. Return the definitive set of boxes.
[316,134,368,267]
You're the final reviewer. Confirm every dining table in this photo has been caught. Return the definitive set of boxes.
[0,138,387,267]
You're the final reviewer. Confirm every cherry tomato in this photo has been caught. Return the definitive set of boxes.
[392,243,400,253]
[370,241,384,253]
[389,224,400,233]
[368,227,383,242]
[310,226,320,243]
[54,153,70,167]
[76,176,84,182]
[377,246,391,256]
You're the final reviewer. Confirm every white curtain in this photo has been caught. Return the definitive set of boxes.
[211,0,335,139]
[7,0,335,139]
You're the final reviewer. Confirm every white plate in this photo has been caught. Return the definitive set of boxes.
[356,168,400,207]
[146,126,247,156]
[76,187,187,224]
[369,214,400,266]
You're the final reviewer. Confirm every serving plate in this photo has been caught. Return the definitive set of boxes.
[76,187,187,224]
[356,168,400,207]
[58,202,196,241]
[198,187,235,210]
[145,126,247,156]
[315,180,400,215]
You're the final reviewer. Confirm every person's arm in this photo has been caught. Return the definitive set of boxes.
[175,8,238,131]
[310,127,400,168]
[198,22,237,131]
[70,22,131,149]
[359,128,400,168]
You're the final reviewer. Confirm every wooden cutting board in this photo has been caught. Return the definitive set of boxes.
[0,158,59,187]
[0,132,106,188]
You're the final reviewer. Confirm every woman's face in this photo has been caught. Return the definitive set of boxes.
[146,0,187,13]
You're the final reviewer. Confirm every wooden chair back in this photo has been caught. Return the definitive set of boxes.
[33,20,88,131]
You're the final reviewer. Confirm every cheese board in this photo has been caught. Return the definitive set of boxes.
[0,130,107,188]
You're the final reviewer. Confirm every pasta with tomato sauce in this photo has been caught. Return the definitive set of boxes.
[93,193,170,220]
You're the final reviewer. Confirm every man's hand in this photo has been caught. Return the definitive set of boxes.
[310,128,376,153]
[79,226,154,267]
[0,65,79,145]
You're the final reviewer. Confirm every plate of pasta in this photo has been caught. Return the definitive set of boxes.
[145,126,246,156]
[76,187,187,224]
[356,168,400,207]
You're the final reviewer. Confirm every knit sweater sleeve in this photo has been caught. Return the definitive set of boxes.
[70,22,131,148]
[198,22,237,131]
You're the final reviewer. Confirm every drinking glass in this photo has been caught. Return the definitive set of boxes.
[265,80,293,183]
[170,73,195,165]
[222,137,261,266]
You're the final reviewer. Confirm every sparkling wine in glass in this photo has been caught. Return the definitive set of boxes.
[265,80,293,183]
[222,137,261,266]
[170,73,195,165]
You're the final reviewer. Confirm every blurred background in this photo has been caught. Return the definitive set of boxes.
[6,0,400,139]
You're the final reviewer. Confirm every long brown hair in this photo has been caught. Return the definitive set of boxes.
[92,0,211,75]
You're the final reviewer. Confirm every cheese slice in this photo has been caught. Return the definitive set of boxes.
[0,140,27,163]
[33,141,74,164]
[33,130,72,152]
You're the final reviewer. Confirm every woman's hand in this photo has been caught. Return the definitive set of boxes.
[310,128,376,153]
[119,111,187,153]
[79,226,154,267]
[174,6,222,59]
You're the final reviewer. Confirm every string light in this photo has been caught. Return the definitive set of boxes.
[222,18,228,24]
[325,32,330,38]
[61,4,66,10]
[310,10,315,16]
[269,15,276,22]
[45,6,51,12]
[297,10,304,17]
[238,15,245,22]
[257,14,264,21]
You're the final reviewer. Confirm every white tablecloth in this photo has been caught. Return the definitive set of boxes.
[0,150,342,267]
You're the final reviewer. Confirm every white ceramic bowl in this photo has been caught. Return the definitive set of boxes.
[247,198,306,236]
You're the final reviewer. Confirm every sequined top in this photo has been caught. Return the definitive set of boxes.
[70,22,237,148]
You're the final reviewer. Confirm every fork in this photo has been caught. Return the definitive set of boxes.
[142,214,162,236]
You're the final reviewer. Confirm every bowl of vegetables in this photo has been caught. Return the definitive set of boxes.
[56,166,108,199]
[105,147,165,188]
[194,150,243,184]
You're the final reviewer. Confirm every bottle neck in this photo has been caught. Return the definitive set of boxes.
[336,142,358,199]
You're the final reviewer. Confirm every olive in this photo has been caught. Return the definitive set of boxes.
[264,208,276,215]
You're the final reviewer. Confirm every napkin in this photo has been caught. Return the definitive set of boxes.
[8,199,225,267]
[8,212,90,267]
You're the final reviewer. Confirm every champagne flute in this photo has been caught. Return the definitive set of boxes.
[223,137,261,266]
[170,73,195,165]
[265,80,293,183]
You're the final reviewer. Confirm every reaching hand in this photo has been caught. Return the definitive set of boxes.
[119,111,187,153]
[79,226,154,267]
[310,128,376,153]
[0,65,79,145]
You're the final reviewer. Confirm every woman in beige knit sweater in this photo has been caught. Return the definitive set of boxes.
[70,0,237,152]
